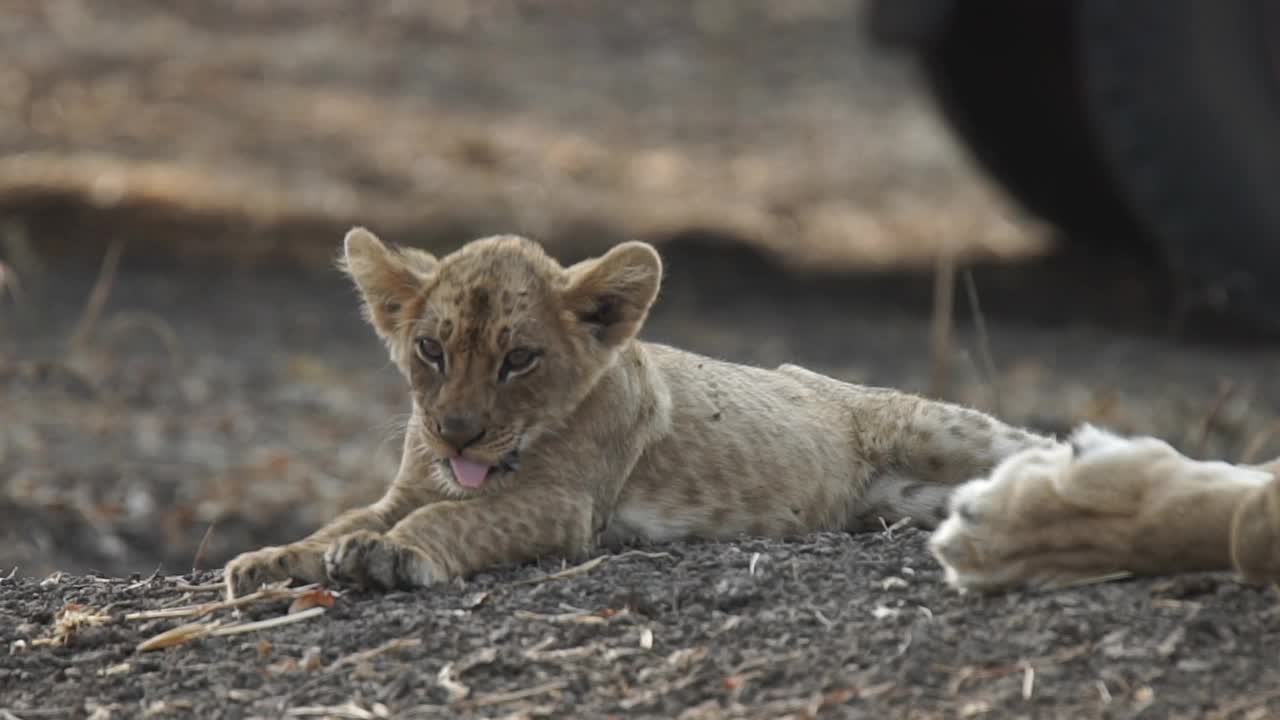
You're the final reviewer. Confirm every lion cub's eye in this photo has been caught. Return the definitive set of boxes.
[499,347,540,382]
[415,337,445,371]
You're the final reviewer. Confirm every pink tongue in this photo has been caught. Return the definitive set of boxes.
[449,456,492,488]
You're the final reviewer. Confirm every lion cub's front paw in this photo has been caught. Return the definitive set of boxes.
[324,530,435,591]
[224,545,319,599]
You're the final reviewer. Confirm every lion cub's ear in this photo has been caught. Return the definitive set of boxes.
[340,227,437,339]
[562,241,662,347]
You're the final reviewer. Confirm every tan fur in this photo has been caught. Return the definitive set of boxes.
[225,230,1280,598]
[223,229,1053,598]
[930,424,1280,591]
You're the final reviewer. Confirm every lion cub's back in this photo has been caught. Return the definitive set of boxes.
[604,345,868,543]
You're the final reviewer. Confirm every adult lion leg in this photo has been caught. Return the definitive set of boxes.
[930,425,1273,592]
[1231,459,1280,583]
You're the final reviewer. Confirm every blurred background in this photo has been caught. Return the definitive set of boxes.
[3,0,1280,578]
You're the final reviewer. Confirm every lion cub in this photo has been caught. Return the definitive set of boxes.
[225,229,1057,598]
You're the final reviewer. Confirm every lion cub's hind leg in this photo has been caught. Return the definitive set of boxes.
[832,384,1054,531]
[858,472,957,530]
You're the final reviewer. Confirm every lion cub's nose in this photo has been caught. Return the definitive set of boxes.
[439,415,486,453]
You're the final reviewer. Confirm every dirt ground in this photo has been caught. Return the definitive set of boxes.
[4,535,1280,720]
[5,1,1280,718]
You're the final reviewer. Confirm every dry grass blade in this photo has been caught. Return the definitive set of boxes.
[929,250,956,401]
[962,268,1002,416]
[328,637,422,671]
[939,642,1092,693]
[0,259,22,304]
[437,647,499,702]
[99,311,184,370]
[1206,687,1280,720]
[5,710,80,720]
[209,606,327,637]
[136,620,220,652]
[1240,419,1280,465]
[169,581,224,593]
[135,606,328,653]
[507,550,674,587]
[514,608,629,625]
[124,582,318,621]
[509,555,607,586]
[191,522,217,573]
[285,702,379,719]
[454,679,571,710]
[69,239,124,350]
[1041,571,1133,591]
[1195,379,1237,458]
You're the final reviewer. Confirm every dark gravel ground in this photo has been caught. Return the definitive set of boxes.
[4,532,1278,720]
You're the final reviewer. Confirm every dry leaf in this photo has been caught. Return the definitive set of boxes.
[289,589,336,615]
[136,620,217,652]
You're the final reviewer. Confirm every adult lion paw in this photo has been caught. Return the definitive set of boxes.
[323,530,436,591]
[930,424,1268,592]
[224,545,323,599]
[929,425,1175,592]
[1231,475,1280,584]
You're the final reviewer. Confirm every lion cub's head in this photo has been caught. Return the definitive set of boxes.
[341,228,662,492]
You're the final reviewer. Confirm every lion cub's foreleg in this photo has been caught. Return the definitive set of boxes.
[930,425,1277,591]
[223,478,438,599]
[323,485,595,591]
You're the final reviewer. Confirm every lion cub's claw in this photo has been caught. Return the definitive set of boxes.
[324,530,434,591]
[224,546,291,599]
